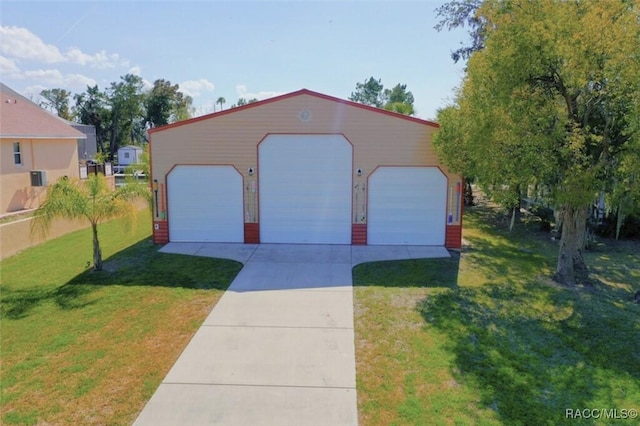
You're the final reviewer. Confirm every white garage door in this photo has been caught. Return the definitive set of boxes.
[167,165,243,242]
[259,135,352,244]
[368,167,447,245]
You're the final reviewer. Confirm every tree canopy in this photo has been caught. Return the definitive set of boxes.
[39,88,73,120]
[233,97,259,108]
[145,79,193,128]
[433,0,640,286]
[44,76,193,160]
[349,77,415,115]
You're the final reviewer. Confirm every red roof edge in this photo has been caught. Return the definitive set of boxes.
[148,88,439,134]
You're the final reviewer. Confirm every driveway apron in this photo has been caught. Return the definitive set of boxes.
[134,244,358,426]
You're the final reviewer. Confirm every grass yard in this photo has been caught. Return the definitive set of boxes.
[354,205,640,425]
[0,211,243,425]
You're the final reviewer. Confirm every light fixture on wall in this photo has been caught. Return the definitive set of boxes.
[248,167,255,176]
[356,168,363,176]
[153,179,159,218]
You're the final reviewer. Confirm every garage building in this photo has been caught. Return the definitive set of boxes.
[149,89,462,248]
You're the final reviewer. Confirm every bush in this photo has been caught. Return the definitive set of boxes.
[596,213,640,240]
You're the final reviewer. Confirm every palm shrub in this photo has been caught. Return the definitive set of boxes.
[31,173,148,271]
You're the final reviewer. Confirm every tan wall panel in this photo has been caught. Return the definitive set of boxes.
[1,173,45,213]
[0,216,88,260]
[32,139,78,172]
[1,138,80,214]
[0,199,146,260]
[150,93,462,226]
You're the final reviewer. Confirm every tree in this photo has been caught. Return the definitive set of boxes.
[433,0,640,286]
[145,79,193,128]
[107,74,146,159]
[349,77,385,108]
[607,123,640,239]
[434,0,484,63]
[40,88,73,120]
[216,97,226,111]
[74,85,110,153]
[31,174,148,271]
[235,97,259,107]
[383,83,415,115]
[349,77,415,115]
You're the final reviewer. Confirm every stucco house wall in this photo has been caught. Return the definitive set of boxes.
[0,83,85,215]
[1,138,79,214]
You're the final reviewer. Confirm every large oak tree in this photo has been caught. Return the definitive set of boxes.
[434,0,640,286]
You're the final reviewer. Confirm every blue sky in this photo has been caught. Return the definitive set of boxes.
[1,1,468,120]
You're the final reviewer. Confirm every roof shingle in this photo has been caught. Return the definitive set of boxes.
[0,83,85,139]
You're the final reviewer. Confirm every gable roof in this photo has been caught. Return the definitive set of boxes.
[0,83,85,139]
[149,88,439,135]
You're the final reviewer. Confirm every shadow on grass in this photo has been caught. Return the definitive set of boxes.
[1,238,243,320]
[415,209,640,424]
[1,284,98,320]
[419,282,640,424]
[353,251,460,288]
[68,239,243,289]
[464,234,555,280]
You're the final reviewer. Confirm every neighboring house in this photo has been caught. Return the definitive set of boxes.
[149,89,463,248]
[117,145,143,166]
[0,83,85,215]
[69,122,97,161]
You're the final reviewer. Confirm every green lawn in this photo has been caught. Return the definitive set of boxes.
[353,206,640,425]
[0,211,243,425]
[2,206,638,425]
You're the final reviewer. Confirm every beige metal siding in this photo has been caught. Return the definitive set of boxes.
[150,93,462,226]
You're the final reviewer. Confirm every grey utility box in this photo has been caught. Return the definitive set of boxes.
[30,170,47,187]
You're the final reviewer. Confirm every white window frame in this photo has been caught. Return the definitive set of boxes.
[13,142,22,165]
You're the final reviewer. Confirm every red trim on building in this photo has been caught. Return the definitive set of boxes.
[244,223,260,244]
[445,225,462,249]
[153,221,169,244]
[148,89,439,135]
[352,224,367,245]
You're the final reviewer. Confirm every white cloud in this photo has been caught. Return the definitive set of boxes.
[22,84,48,102]
[180,78,215,97]
[236,84,283,101]
[0,25,126,68]
[23,69,96,91]
[66,47,122,69]
[24,69,65,81]
[128,65,142,76]
[0,26,65,63]
[0,56,20,74]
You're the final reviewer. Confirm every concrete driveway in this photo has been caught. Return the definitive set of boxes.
[134,243,449,426]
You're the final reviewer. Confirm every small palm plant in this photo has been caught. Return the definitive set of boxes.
[216,96,225,111]
[31,173,148,271]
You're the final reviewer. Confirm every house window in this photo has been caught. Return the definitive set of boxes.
[13,142,22,165]
[124,152,130,159]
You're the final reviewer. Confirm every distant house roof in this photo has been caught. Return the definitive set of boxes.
[0,83,85,139]
[118,145,143,151]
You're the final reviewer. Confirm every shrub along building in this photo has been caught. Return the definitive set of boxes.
[149,89,463,248]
